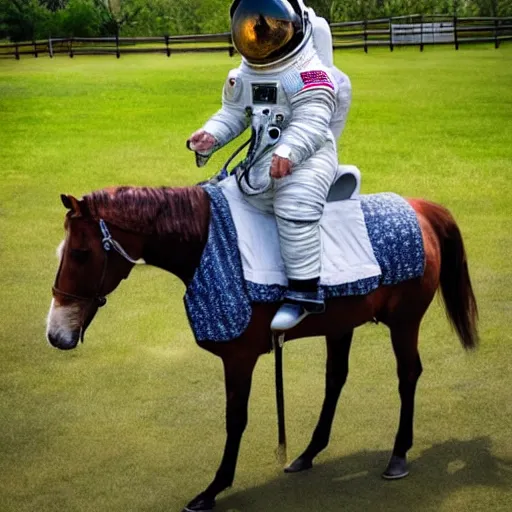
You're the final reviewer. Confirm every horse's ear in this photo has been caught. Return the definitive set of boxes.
[61,194,73,210]
[61,194,81,214]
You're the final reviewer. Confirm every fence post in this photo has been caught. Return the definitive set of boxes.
[420,14,424,52]
[494,18,500,49]
[454,16,459,50]
[389,18,394,52]
[363,19,368,53]
[15,43,19,60]
[116,31,120,58]
[69,38,74,58]
[49,37,53,58]
[165,34,171,57]
[33,40,38,58]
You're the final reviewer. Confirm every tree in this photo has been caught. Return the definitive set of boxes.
[122,0,203,36]
[0,0,51,41]
[93,0,142,35]
[196,0,230,34]
[0,0,510,40]
[307,0,341,21]
[330,0,383,21]
[56,0,102,37]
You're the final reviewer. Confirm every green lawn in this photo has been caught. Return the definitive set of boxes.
[1,46,511,512]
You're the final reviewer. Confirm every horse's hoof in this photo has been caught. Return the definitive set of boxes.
[284,456,313,473]
[182,495,216,512]
[382,455,409,480]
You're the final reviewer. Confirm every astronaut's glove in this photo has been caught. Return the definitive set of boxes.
[270,144,293,179]
[187,129,216,154]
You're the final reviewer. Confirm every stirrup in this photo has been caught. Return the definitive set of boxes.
[271,290,325,331]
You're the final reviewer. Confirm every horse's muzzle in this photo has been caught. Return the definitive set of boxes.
[47,331,80,350]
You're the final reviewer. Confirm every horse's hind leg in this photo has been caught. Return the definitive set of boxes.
[286,330,354,473]
[383,321,423,479]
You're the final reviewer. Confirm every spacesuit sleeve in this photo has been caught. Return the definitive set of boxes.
[275,86,336,166]
[202,70,250,148]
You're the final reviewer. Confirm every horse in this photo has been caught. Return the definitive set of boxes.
[46,184,478,512]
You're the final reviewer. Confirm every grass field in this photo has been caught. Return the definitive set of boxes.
[1,46,512,512]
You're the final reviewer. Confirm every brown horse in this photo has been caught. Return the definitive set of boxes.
[46,185,478,512]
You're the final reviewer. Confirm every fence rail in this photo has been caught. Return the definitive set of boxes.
[1,15,511,60]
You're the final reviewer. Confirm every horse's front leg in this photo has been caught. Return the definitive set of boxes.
[183,350,258,512]
[286,330,354,473]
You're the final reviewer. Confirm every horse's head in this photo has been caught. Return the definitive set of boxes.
[46,194,140,350]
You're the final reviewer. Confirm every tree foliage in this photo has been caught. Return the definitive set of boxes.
[0,0,51,41]
[0,0,511,41]
[56,0,102,37]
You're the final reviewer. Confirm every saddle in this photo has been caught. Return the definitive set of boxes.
[185,170,425,342]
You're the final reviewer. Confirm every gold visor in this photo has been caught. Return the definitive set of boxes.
[233,15,294,63]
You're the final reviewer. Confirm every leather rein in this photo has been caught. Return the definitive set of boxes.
[52,219,139,342]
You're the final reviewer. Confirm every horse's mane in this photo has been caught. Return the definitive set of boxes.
[83,186,209,241]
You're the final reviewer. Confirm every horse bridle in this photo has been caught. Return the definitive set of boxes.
[52,219,139,342]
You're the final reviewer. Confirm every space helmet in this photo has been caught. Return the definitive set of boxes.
[230,0,309,66]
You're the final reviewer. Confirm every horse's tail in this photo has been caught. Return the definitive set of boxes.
[415,200,479,350]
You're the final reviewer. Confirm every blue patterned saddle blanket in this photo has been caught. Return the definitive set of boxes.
[184,179,424,343]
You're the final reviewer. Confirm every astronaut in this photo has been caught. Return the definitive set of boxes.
[187,0,351,331]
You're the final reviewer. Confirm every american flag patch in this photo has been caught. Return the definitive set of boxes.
[300,70,334,91]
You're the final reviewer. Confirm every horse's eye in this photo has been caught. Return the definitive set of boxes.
[70,249,90,264]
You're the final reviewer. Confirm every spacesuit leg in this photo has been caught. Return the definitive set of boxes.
[271,141,338,330]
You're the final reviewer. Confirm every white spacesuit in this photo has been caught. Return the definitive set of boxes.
[188,0,351,330]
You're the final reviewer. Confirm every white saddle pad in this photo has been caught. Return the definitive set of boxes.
[218,167,382,287]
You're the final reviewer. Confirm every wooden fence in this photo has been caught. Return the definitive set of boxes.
[1,15,511,60]
[331,14,512,52]
[0,32,235,59]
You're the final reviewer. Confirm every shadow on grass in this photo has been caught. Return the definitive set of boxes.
[220,437,512,512]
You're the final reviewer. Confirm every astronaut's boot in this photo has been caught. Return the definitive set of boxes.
[271,279,325,331]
